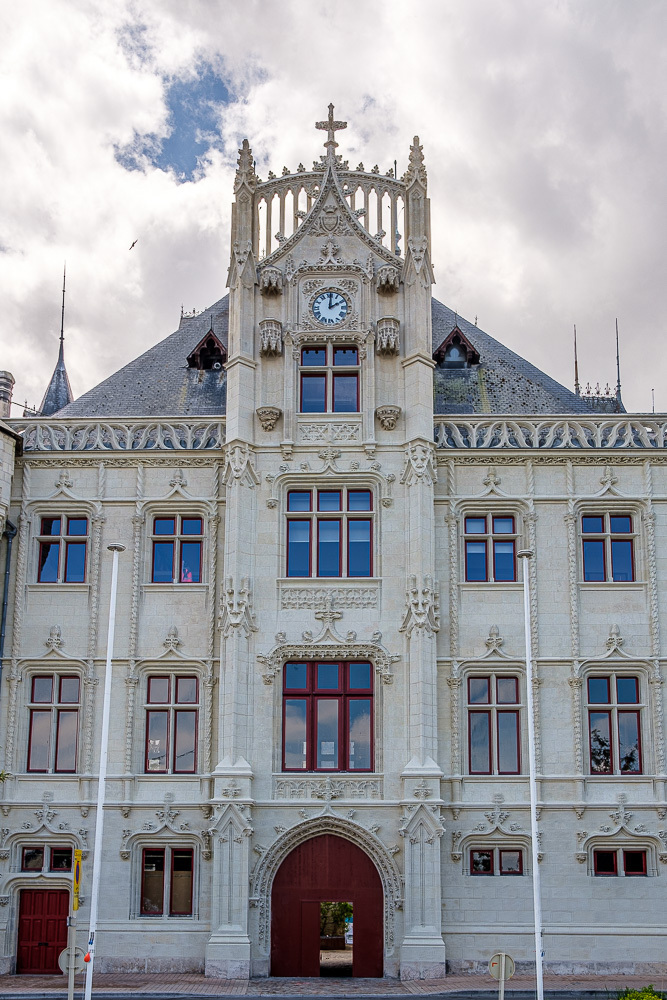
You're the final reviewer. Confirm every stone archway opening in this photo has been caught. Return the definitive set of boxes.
[270,833,383,978]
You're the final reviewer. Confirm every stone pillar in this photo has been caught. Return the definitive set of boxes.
[399,800,447,979]
[205,803,254,978]
[0,371,14,418]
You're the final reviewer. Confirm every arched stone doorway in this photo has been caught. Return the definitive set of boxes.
[270,833,383,977]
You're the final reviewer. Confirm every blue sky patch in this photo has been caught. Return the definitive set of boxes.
[115,65,231,181]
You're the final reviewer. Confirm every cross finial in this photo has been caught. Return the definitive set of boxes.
[315,103,347,154]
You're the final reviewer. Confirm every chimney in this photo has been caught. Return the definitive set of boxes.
[0,371,15,419]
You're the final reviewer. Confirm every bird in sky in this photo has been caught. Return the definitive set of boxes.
[129,239,138,250]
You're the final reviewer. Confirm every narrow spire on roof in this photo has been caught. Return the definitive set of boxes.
[573,324,580,396]
[39,263,74,416]
[615,318,622,403]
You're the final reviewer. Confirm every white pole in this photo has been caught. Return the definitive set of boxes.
[517,549,544,1000]
[84,543,125,1000]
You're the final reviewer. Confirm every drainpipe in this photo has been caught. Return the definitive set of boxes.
[0,519,17,696]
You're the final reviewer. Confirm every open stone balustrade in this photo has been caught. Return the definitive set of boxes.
[13,418,226,452]
[433,415,667,450]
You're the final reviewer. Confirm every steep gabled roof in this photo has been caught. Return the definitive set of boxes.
[57,293,592,419]
[432,300,594,415]
[58,298,228,418]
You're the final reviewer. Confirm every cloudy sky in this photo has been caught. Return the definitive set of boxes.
[2,0,666,415]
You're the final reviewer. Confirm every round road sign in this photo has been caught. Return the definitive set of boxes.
[489,953,515,981]
[58,947,86,974]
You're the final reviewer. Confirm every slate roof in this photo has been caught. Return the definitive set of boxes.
[58,298,229,418]
[39,341,74,416]
[55,293,595,418]
[432,300,596,415]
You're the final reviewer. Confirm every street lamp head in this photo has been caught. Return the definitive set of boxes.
[517,549,534,559]
[107,543,126,553]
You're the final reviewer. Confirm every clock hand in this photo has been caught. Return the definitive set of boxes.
[328,292,333,309]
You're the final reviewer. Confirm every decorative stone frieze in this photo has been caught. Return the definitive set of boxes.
[434,416,667,450]
[256,406,282,432]
[298,420,361,443]
[280,584,378,610]
[375,405,401,430]
[274,777,382,799]
[375,317,400,354]
[258,319,283,355]
[15,418,226,452]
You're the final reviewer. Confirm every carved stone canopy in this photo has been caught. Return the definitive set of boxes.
[376,317,400,355]
[259,319,283,356]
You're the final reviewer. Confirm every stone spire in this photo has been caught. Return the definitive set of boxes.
[39,264,74,416]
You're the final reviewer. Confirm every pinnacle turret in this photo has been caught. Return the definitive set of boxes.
[39,265,74,416]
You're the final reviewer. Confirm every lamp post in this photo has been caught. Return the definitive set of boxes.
[517,549,544,1000]
[84,542,125,1000]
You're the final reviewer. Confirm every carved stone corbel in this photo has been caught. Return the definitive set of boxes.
[259,267,283,296]
[375,405,401,431]
[256,407,282,432]
[376,266,400,295]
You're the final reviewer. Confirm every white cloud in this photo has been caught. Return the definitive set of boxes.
[2,0,666,412]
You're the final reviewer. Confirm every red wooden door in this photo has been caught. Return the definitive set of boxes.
[17,889,69,974]
[271,834,383,977]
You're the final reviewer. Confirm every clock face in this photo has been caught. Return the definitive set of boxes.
[312,290,348,325]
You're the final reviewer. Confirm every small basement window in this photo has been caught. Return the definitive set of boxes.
[187,331,227,371]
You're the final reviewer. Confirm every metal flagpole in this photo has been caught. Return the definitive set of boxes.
[84,542,125,1000]
[517,549,544,1000]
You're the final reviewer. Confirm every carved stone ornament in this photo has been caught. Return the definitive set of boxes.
[120,796,212,861]
[18,418,226,454]
[219,577,258,639]
[256,407,282,432]
[250,815,402,956]
[375,405,401,431]
[235,139,257,194]
[401,441,437,486]
[257,613,398,686]
[258,319,283,355]
[259,266,283,296]
[405,136,427,188]
[376,266,400,295]
[399,575,440,638]
[375,317,400,355]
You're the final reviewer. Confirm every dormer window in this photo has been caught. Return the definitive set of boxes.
[187,332,227,371]
[433,326,480,369]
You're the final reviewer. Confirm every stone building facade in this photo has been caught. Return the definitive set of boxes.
[1,110,666,978]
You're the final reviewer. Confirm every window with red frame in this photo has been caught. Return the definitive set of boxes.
[37,516,88,583]
[20,846,73,872]
[468,675,521,775]
[587,674,642,774]
[151,516,202,583]
[145,675,198,773]
[140,847,194,915]
[286,488,372,578]
[593,848,647,876]
[469,848,524,875]
[299,344,359,413]
[27,674,80,773]
[581,514,634,582]
[283,661,373,772]
[464,515,517,582]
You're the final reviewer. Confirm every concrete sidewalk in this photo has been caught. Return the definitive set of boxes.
[0,972,663,998]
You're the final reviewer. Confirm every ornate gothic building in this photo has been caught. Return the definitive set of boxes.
[0,108,665,979]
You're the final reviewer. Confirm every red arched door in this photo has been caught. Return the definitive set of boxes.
[271,834,383,978]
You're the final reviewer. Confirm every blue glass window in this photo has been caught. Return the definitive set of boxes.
[287,521,310,577]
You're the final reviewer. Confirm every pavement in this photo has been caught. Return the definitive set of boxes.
[0,971,663,999]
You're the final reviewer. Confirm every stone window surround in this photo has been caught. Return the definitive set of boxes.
[134,666,204,778]
[465,670,524,776]
[582,668,646,777]
[141,502,209,588]
[30,504,95,586]
[457,502,527,587]
[574,501,644,585]
[129,840,201,920]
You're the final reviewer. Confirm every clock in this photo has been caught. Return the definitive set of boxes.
[312,290,348,325]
